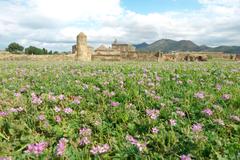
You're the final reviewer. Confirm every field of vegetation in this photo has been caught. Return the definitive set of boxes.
[0,61,239,159]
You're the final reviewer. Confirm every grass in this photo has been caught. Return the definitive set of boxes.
[0,60,240,159]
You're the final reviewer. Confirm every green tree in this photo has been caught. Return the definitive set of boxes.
[25,46,44,55]
[6,42,24,53]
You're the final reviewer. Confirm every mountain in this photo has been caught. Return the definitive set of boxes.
[134,42,149,49]
[134,39,240,54]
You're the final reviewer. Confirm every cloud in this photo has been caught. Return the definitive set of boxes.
[0,0,240,51]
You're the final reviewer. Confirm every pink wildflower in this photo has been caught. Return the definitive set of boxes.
[194,91,205,99]
[0,157,12,160]
[202,108,213,116]
[54,106,61,112]
[111,101,120,107]
[73,98,80,105]
[8,108,18,113]
[126,135,147,152]
[58,94,65,100]
[14,92,21,97]
[79,137,91,146]
[176,110,186,117]
[55,115,62,123]
[180,154,191,160]
[25,142,48,155]
[222,94,231,100]
[146,109,160,120]
[64,108,73,114]
[169,119,177,126]
[0,112,8,117]
[216,84,221,91]
[136,142,147,152]
[126,135,138,145]
[48,94,56,101]
[31,93,42,105]
[79,128,92,136]
[38,114,45,121]
[90,144,110,155]
[192,123,203,132]
[56,138,68,156]
[151,127,159,134]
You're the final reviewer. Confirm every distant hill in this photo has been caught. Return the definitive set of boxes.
[134,39,240,54]
[134,42,149,50]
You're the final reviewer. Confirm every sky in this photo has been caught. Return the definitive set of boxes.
[0,0,240,51]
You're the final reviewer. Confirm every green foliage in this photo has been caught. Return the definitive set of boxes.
[6,42,24,53]
[24,46,58,55]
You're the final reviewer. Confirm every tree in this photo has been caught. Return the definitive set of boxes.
[6,42,24,53]
[25,46,44,55]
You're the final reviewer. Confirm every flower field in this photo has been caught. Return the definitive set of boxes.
[0,61,240,159]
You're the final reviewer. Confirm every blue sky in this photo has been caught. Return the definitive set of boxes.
[0,0,240,51]
[121,0,201,13]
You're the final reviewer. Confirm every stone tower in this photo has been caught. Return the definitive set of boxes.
[76,32,92,61]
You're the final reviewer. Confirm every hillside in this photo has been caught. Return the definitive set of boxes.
[134,39,240,53]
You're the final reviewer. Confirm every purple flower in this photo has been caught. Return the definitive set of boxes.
[25,142,48,155]
[103,90,115,97]
[8,108,17,113]
[48,94,57,101]
[169,119,177,126]
[58,94,65,100]
[126,135,138,145]
[79,137,91,146]
[194,91,205,99]
[202,108,213,116]
[64,108,73,114]
[111,101,120,107]
[0,157,12,160]
[54,106,61,112]
[38,114,45,121]
[146,109,160,120]
[126,135,147,152]
[55,115,62,123]
[192,123,203,132]
[151,127,159,134]
[73,99,80,105]
[180,154,191,160]
[136,142,147,152]
[14,92,21,97]
[176,110,185,117]
[222,94,231,100]
[156,76,161,81]
[0,112,8,117]
[8,107,23,113]
[90,144,110,155]
[216,84,221,91]
[31,93,42,105]
[56,138,68,156]
[79,128,92,136]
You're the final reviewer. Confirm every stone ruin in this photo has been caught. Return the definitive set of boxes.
[72,32,211,62]
[74,32,92,61]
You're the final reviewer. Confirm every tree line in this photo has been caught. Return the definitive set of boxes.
[5,42,60,55]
